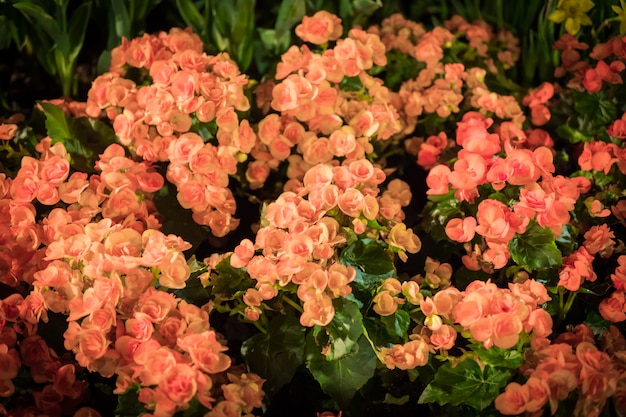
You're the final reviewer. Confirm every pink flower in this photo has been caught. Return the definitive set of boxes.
[495,382,529,415]
[429,324,457,350]
[599,291,626,322]
[445,217,477,242]
[295,11,343,45]
[425,165,451,195]
[0,123,18,140]
[177,331,231,374]
[158,363,198,405]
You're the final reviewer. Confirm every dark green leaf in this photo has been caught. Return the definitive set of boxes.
[110,0,131,41]
[573,91,618,128]
[339,238,394,288]
[210,255,255,296]
[556,124,592,144]
[241,314,306,398]
[380,309,410,341]
[40,102,71,140]
[171,272,211,306]
[509,220,563,271]
[154,182,212,253]
[383,393,410,405]
[418,359,510,410]
[351,0,382,27]
[325,297,363,360]
[115,386,146,416]
[275,0,306,38]
[176,0,206,35]
[306,334,377,408]
[584,310,611,336]
[67,2,92,62]
[339,75,364,92]
[13,2,61,41]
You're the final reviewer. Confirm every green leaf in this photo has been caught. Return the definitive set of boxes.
[470,344,525,369]
[171,272,211,306]
[306,334,377,408]
[176,0,206,34]
[210,255,255,296]
[13,2,61,41]
[110,0,131,42]
[556,124,593,144]
[380,309,411,341]
[509,220,563,271]
[339,75,364,92]
[572,90,618,128]
[40,102,71,140]
[339,238,395,288]
[275,0,306,39]
[115,386,146,416]
[241,314,306,398]
[325,297,364,360]
[418,359,510,410]
[584,310,611,336]
[67,2,92,63]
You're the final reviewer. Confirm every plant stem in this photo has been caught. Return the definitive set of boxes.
[282,295,304,313]
[361,323,384,362]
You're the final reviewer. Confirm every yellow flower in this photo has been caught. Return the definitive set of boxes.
[612,0,626,35]
[549,0,595,35]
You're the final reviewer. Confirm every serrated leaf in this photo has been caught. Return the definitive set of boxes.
[210,255,255,296]
[339,239,394,288]
[470,344,525,369]
[241,315,306,398]
[573,90,617,128]
[115,386,146,416]
[418,359,510,410]
[509,221,563,271]
[325,297,363,360]
[306,334,377,407]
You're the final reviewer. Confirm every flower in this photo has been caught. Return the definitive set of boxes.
[549,0,595,35]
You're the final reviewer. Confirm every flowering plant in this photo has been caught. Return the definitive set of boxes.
[1,3,626,417]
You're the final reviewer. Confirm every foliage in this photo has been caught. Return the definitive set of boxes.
[1,1,626,417]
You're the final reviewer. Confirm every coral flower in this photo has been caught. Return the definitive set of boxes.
[549,0,595,35]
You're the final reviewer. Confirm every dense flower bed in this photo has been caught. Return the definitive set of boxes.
[1,5,626,417]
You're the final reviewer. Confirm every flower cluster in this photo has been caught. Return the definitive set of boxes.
[0,137,264,415]
[86,28,252,237]
[380,278,553,369]
[249,10,401,189]
[3,7,626,417]
[496,324,626,416]
[213,159,418,326]
[367,13,523,169]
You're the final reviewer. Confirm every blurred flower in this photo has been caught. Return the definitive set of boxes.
[549,0,595,35]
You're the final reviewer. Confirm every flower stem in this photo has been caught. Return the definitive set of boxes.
[282,295,304,313]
